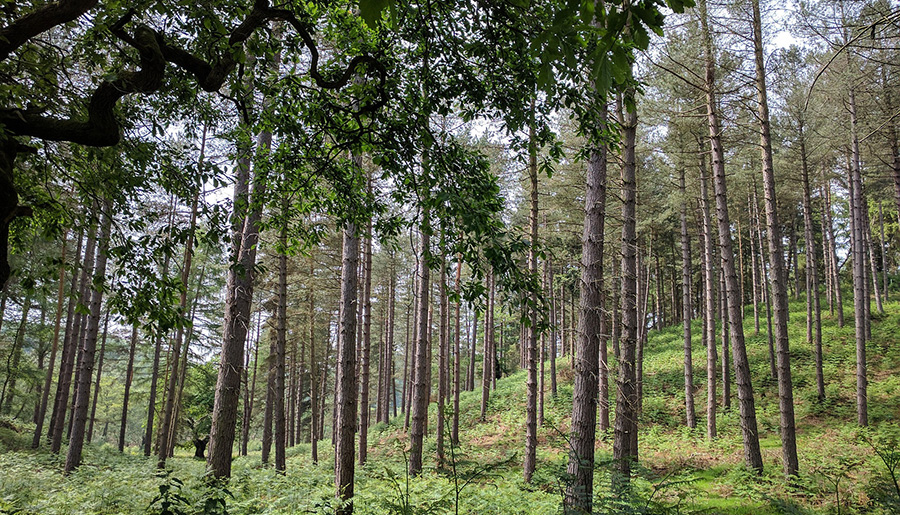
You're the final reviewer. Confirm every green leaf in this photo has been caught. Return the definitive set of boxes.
[359,0,391,28]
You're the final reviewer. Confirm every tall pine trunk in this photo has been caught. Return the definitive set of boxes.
[680,169,696,429]
[613,88,639,486]
[699,0,763,472]
[335,219,360,512]
[751,0,798,475]
[564,103,608,513]
[408,222,431,476]
[65,205,111,474]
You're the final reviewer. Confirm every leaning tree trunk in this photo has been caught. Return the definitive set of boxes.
[564,102,608,513]
[335,219,360,513]
[64,205,111,474]
[751,0,798,476]
[699,0,763,473]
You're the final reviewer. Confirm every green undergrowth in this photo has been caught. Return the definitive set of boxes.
[1,297,899,514]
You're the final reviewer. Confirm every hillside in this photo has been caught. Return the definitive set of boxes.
[1,298,899,514]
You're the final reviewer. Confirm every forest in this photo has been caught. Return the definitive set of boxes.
[1,0,899,513]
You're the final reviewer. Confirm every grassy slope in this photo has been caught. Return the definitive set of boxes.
[0,297,898,514]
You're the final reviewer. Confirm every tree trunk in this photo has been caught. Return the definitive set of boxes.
[408,222,431,477]
[436,257,448,468]
[480,271,492,422]
[523,114,539,483]
[452,256,462,446]
[64,205,111,474]
[613,88,639,486]
[751,0,799,475]
[87,308,110,442]
[335,220,360,512]
[699,147,716,441]
[118,324,139,452]
[157,185,200,467]
[800,125,825,403]
[679,169,696,429]
[699,0,764,472]
[51,224,95,454]
[274,198,288,473]
[848,86,868,427]
[358,197,373,464]
[241,315,261,456]
[822,175,844,327]
[309,257,319,464]
[33,236,68,448]
[262,332,275,464]
[564,104,608,512]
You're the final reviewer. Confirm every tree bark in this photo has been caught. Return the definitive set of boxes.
[679,169,696,429]
[452,256,462,446]
[699,147,716,440]
[523,114,540,483]
[335,220,360,512]
[33,235,68,448]
[699,0,764,472]
[358,205,373,466]
[613,88,639,487]
[408,222,431,477]
[118,324,139,452]
[87,308,110,442]
[65,205,111,474]
[800,125,825,403]
[564,103,608,512]
[751,0,799,475]
[51,223,95,454]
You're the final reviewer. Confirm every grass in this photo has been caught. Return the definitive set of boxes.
[0,296,898,513]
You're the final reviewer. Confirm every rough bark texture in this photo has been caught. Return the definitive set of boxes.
[408,224,431,477]
[800,128,825,403]
[274,204,288,473]
[613,90,639,488]
[452,257,462,446]
[358,212,373,466]
[51,225,95,454]
[751,0,798,476]
[65,207,111,474]
[564,119,607,513]
[679,170,696,430]
[699,0,763,473]
[699,163,717,440]
[523,119,539,484]
[118,324,139,452]
[208,133,269,477]
[847,88,868,427]
[33,238,67,448]
[335,221,360,512]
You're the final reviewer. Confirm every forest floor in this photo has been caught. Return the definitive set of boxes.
[0,297,899,514]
